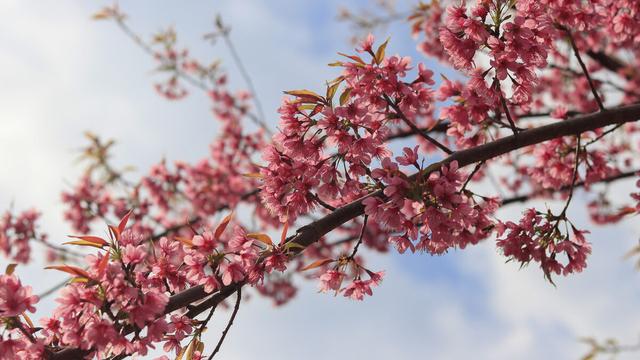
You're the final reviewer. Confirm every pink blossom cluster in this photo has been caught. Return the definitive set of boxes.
[261,35,436,222]
[61,176,112,233]
[0,274,41,360]
[0,209,46,263]
[439,1,552,103]
[363,160,498,254]
[0,212,291,358]
[527,137,615,190]
[318,267,384,301]
[496,208,591,278]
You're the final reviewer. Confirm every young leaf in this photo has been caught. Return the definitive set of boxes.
[5,263,17,275]
[175,236,194,247]
[374,37,390,65]
[337,52,366,65]
[247,233,273,246]
[97,252,110,277]
[215,212,234,239]
[339,88,352,105]
[243,172,263,179]
[300,258,334,271]
[108,224,120,242]
[66,235,108,246]
[284,89,324,103]
[118,209,134,234]
[45,265,91,279]
[280,221,289,245]
[62,240,106,249]
[21,313,34,328]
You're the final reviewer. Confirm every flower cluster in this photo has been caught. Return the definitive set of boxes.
[61,176,112,233]
[0,273,41,360]
[496,208,591,279]
[27,212,292,358]
[363,160,498,254]
[261,36,437,222]
[0,209,46,263]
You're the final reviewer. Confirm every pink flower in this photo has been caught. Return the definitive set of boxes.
[220,260,245,285]
[0,275,38,317]
[318,270,345,293]
[122,244,147,265]
[343,280,373,300]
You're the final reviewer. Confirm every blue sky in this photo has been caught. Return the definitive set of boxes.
[1,1,640,359]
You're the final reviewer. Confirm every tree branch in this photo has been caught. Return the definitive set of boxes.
[49,103,640,360]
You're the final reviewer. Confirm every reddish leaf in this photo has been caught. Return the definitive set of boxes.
[247,233,273,246]
[62,240,106,249]
[337,52,366,64]
[67,235,108,246]
[175,236,194,247]
[300,258,335,271]
[118,209,133,234]
[97,252,110,277]
[214,212,234,239]
[280,220,289,245]
[45,265,91,279]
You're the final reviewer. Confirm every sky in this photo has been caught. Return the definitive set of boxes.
[1,0,639,359]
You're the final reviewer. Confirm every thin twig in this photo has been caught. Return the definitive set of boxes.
[498,88,519,135]
[208,288,242,359]
[563,27,605,111]
[220,29,271,133]
[383,95,453,154]
[560,135,582,216]
[461,161,484,191]
[348,215,368,259]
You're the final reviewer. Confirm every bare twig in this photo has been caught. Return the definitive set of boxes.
[207,288,242,359]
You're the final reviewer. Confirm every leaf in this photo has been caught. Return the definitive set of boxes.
[69,277,90,284]
[45,265,91,279]
[62,240,106,249]
[328,61,345,67]
[92,9,112,20]
[280,220,289,245]
[326,81,341,101]
[247,233,273,246]
[5,263,17,275]
[300,258,334,271]
[337,52,366,64]
[184,338,197,360]
[284,89,324,103]
[108,224,120,242]
[97,252,110,277]
[118,209,133,234]
[66,235,108,246]
[339,88,352,105]
[21,313,34,328]
[175,236,194,247]
[374,37,390,65]
[284,242,305,250]
[175,346,186,360]
[308,104,324,117]
[215,212,234,239]
[243,172,263,179]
